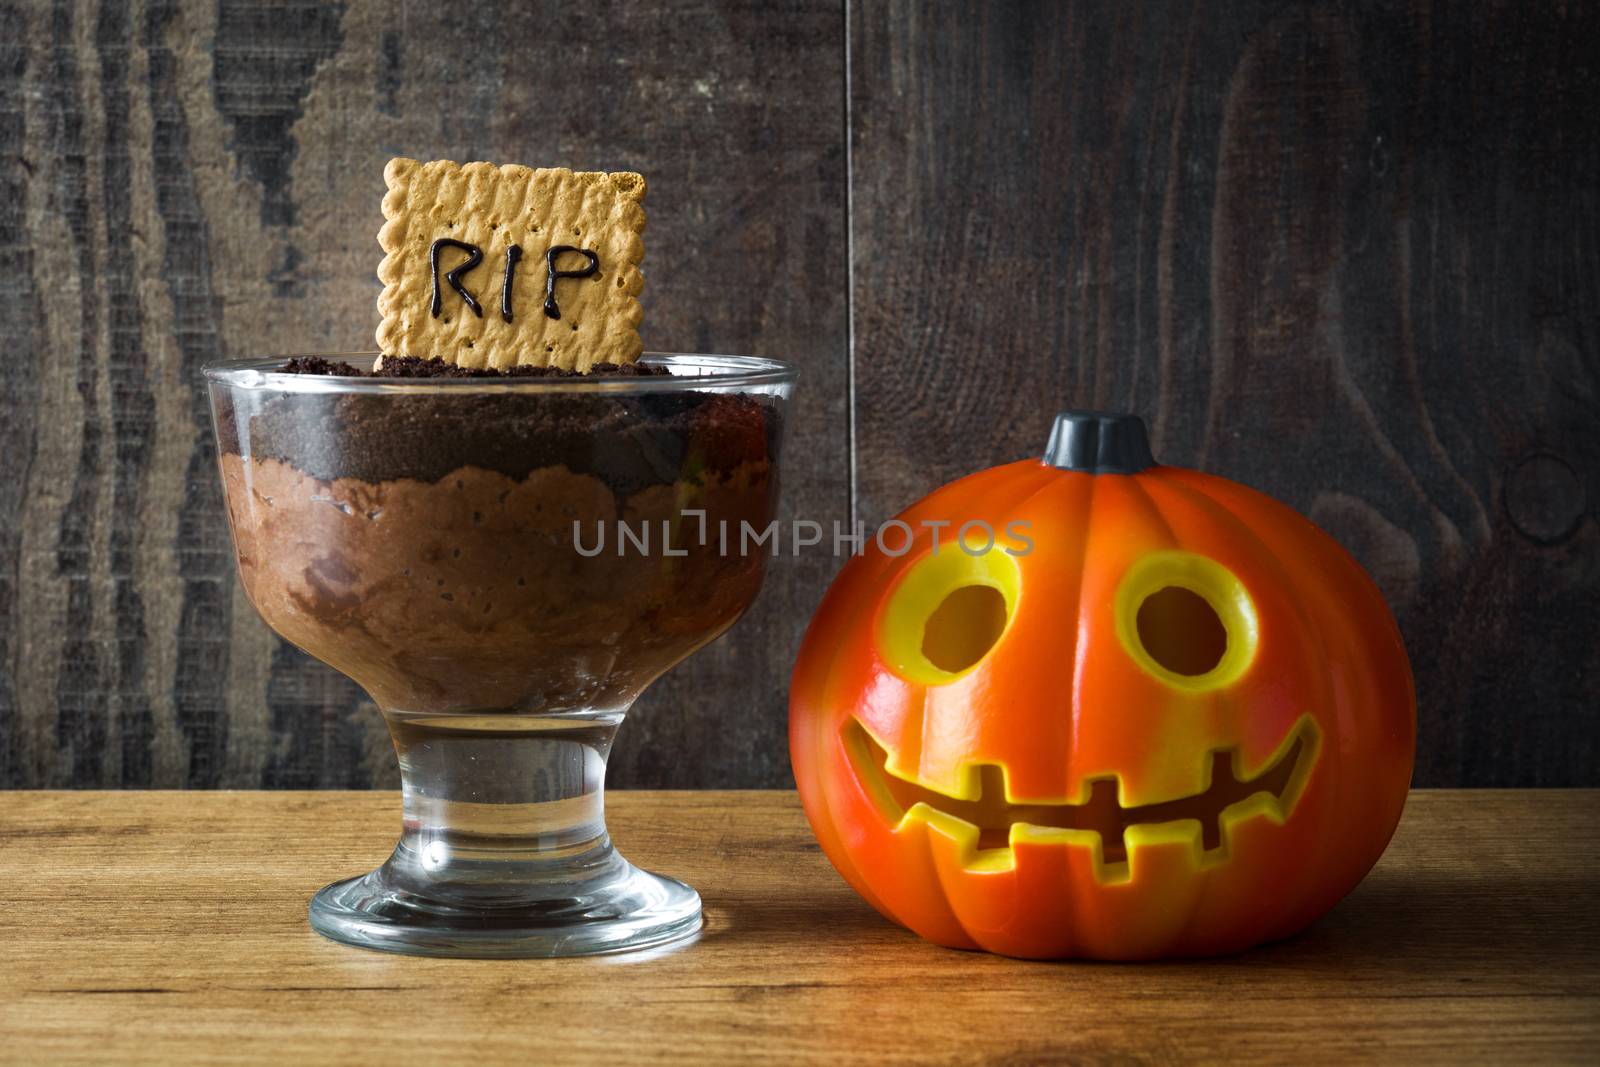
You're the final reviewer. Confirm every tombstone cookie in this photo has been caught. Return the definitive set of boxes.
[376,157,646,371]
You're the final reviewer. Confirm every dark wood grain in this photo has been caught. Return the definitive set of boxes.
[849,1,1599,786]
[0,1,41,791]
[1,0,847,789]
[4,1,1596,789]
[0,790,1596,1063]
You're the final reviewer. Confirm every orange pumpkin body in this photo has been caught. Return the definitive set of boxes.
[789,413,1415,959]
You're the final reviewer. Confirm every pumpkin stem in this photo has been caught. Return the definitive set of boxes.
[1043,411,1155,474]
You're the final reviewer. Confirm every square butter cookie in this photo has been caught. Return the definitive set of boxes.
[376,157,645,371]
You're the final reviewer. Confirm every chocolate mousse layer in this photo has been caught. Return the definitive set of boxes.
[213,357,782,713]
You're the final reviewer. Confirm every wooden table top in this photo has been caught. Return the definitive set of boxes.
[2,790,1596,1064]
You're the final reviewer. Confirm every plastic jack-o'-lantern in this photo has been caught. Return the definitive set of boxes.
[790,412,1414,959]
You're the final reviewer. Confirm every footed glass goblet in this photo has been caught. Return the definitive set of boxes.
[206,353,795,957]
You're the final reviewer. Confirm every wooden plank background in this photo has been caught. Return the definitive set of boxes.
[0,0,1594,789]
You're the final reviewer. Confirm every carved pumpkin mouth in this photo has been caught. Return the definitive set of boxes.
[844,714,1320,883]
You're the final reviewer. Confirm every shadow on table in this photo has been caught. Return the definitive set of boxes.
[700,889,909,949]
[1266,866,1599,973]
[697,866,1600,971]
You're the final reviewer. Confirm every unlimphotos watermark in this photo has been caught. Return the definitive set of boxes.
[572,513,1034,558]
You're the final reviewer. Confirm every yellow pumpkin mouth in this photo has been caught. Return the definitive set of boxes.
[843,714,1320,883]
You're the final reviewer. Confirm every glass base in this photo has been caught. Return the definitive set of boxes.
[305,708,700,958]
[308,857,702,958]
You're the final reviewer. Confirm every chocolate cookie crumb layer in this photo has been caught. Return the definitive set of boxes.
[215,358,780,490]
[283,356,669,379]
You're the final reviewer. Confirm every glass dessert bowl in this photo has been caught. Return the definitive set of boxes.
[206,353,795,957]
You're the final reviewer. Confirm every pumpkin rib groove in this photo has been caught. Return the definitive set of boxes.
[1121,471,1230,946]
[1168,469,1414,936]
[1144,469,1357,935]
[1065,469,1100,798]
[1113,470,1209,947]
[917,465,1068,950]
[827,715,898,920]
[925,828,989,953]
[907,463,1068,789]
[793,548,915,931]
[1147,470,1333,711]
[1048,469,1097,947]
[902,460,1062,783]
[804,640,870,911]
[886,461,1057,944]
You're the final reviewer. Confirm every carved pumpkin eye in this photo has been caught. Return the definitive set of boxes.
[1114,551,1259,692]
[879,543,1021,684]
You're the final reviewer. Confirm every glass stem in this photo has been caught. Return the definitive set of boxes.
[378,708,627,907]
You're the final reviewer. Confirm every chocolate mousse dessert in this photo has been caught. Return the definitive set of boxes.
[214,158,782,714]
[215,356,781,713]
[208,156,796,958]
